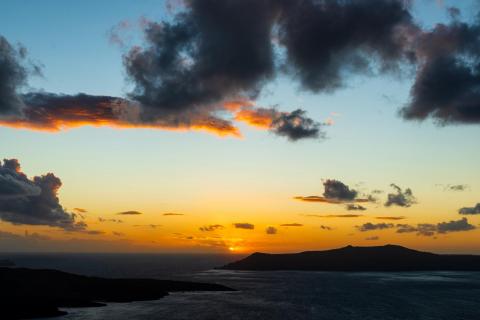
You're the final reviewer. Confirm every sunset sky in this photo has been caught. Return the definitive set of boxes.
[1,0,480,254]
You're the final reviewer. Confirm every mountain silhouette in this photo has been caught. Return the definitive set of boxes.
[221,245,480,271]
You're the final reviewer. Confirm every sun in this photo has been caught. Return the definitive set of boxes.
[228,247,235,252]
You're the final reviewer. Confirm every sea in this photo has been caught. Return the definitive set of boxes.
[2,253,480,320]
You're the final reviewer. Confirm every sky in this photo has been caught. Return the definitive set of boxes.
[0,0,480,254]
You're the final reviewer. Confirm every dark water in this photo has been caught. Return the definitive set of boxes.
[2,254,480,320]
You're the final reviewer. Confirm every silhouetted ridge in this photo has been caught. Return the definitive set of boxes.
[221,245,480,271]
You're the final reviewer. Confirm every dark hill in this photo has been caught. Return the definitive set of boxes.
[0,267,233,319]
[221,245,480,271]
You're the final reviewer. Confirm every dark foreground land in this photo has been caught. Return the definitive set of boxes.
[222,244,480,271]
[0,267,234,319]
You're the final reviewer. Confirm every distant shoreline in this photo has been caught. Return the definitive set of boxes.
[1,267,234,319]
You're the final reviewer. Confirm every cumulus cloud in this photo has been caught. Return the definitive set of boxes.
[116,210,143,215]
[233,223,254,230]
[0,159,86,231]
[357,222,394,232]
[295,179,371,205]
[400,15,480,124]
[437,217,476,233]
[199,224,224,232]
[384,184,416,207]
[266,226,277,235]
[459,203,480,215]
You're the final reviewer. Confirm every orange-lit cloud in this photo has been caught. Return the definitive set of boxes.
[376,216,406,220]
[304,214,364,218]
[294,196,370,204]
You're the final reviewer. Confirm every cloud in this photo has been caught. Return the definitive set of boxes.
[295,179,371,205]
[234,106,323,141]
[116,210,143,215]
[199,224,224,232]
[133,224,161,228]
[365,236,379,241]
[73,208,87,213]
[459,203,480,215]
[305,214,363,218]
[346,204,367,211]
[233,223,254,230]
[396,218,476,236]
[112,231,125,237]
[384,184,416,207]
[400,16,480,124]
[98,217,123,223]
[278,0,415,92]
[162,212,184,216]
[320,225,332,231]
[376,216,406,220]
[447,184,469,191]
[266,226,277,235]
[3,1,480,136]
[280,223,303,227]
[357,222,394,232]
[437,217,476,233]
[0,159,86,231]
[83,230,105,235]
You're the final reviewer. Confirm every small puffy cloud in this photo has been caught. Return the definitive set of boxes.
[320,225,332,231]
[117,210,143,215]
[233,223,254,230]
[447,184,469,191]
[357,222,394,232]
[384,184,416,207]
[437,218,475,234]
[199,224,224,232]
[266,226,277,235]
[112,231,125,237]
[280,223,303,227]
[295,179,371,205]
[459,203,480,215]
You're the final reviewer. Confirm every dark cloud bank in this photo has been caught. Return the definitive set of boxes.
[359,217,475,236]
[1,0,480,140]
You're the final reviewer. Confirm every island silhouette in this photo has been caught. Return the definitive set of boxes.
[1,266,233,319]
[221,245,480,271]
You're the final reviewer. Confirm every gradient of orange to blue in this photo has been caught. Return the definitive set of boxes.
[0,0,479,254]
